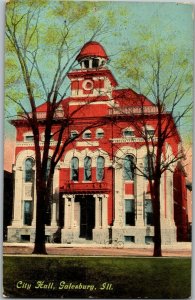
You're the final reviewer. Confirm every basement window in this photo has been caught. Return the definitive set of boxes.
[145,236,154,244]
[124,236,135,243]
[21,235,30,242]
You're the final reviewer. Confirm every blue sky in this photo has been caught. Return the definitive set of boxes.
[4,1,194,140]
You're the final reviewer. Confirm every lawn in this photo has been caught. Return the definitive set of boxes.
[3,256,191,298]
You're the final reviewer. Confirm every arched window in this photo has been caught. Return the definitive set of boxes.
[96,128,104,139]
[84,156,92,181]
[96,156,105,181]
[144,154,155,179]
[83,130,91,139]
[124,155,135,181]
[71,157,79,181]
[45,158,51,181]
[25,158,34,182]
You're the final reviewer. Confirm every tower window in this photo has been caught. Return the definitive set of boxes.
[92,58,99,68]
[71,157,79,181]
[83,60,89,68]
[84,156,92,181]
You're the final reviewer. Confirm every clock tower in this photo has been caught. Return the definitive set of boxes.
[68,41,118,97]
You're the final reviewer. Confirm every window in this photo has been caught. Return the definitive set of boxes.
[124,236,135,243]
[124,155,135,181]
[96,128,104,139]
[84,156,92,181]
[71,157,79,181]
[25,158,34,182]
[23,201,32,226]
[83,130,91,139]
[96,156,105,181]
[146,129,155,136]
[21,235,30,242]
[144,154,155,179]
[92,58,99,68]
[123,128,135,138]
[143,126,155,137]
[145,236,154,244]
[45,159,51,181]
[83,60,89,68]
[41,134,54,142]
[145,199,154,226]
[70,130,78,139]
[125,199,135,226]
[25,135,34,142]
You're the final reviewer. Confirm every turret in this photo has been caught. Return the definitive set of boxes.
[68,41,118,97]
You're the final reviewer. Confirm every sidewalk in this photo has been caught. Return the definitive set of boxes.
[3,242,192,257]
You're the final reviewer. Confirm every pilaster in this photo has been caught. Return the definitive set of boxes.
[113,162,124,227]
[135,163,145,226]
[102,194,108,228]
[11,167,23,227]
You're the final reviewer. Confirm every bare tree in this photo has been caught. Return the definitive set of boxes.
[5,0,111,254]
[111,35,192,256]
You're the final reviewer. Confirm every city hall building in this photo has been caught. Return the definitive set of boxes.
[7,41,189,245]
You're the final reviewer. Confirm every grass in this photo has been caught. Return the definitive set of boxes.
[3,256,191,298]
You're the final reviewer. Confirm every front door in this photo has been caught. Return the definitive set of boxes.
[80,195,95,240]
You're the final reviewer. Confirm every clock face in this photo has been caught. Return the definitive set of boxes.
[82,79,94,91]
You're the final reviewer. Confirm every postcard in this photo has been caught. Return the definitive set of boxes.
[3,0,193,298]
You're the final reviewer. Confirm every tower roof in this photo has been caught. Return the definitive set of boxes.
[76,41,109,61]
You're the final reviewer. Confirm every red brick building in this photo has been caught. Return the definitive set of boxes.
[7,41,189,244]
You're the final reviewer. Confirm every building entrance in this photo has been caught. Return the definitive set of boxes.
[76,195,95,240]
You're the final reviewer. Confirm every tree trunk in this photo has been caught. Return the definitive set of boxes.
[32,183,47,255]
[152,178,162,257]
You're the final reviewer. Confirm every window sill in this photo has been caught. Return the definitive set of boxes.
[82,181,92,183]
[124,180,134,183]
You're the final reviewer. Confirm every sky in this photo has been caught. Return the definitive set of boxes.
[2,0,194,171]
